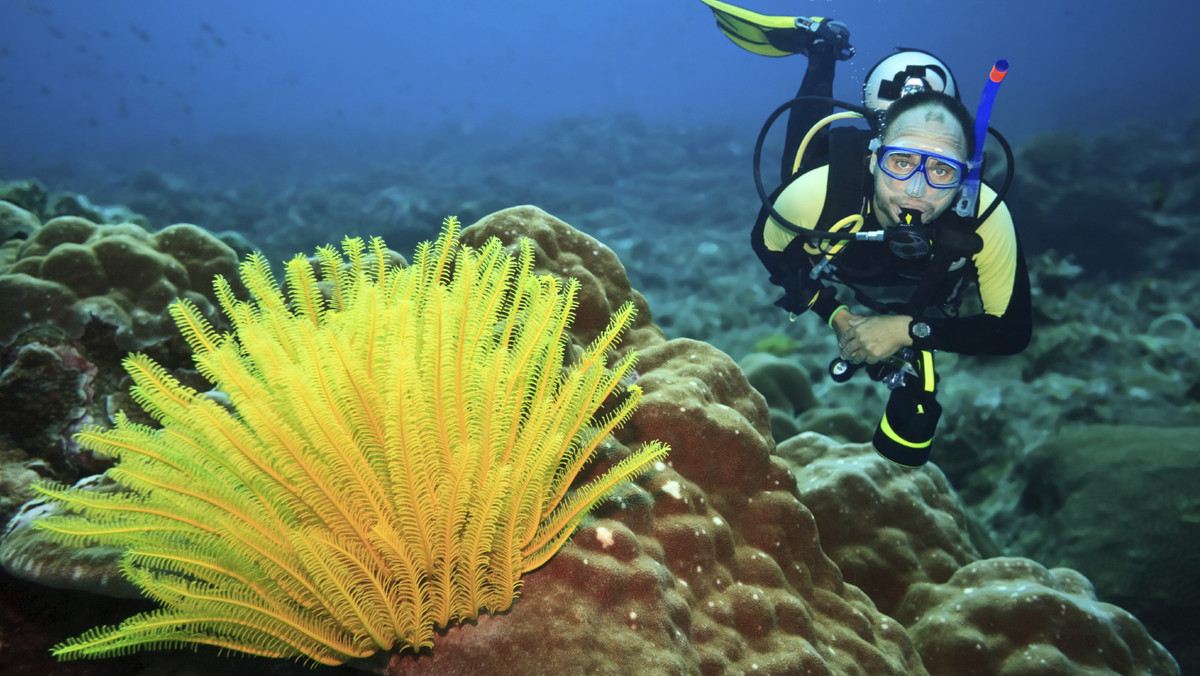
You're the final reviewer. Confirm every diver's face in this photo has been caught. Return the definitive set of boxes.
[871,105,968,227]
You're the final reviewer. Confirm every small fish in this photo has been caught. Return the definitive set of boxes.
[24,2,53,16]
[200,21,226,47]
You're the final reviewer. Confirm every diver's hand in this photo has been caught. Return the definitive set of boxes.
[836,313,913,364]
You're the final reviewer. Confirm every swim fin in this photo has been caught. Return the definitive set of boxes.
[696,0,853,60]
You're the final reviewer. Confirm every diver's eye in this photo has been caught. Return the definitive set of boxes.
[886,153,917,171]
[927,160,960,184]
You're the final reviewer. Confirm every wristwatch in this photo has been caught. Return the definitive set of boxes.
[909,321,931,340]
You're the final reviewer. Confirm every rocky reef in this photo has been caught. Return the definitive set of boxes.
[0,200,1183,674]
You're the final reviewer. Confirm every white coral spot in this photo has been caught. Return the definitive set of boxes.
[661,480,683,499]
[595,526,615,549]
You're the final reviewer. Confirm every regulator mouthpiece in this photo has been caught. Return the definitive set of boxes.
[898,208,923,227]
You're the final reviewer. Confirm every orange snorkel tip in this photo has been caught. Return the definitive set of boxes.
[989,59,1009,83]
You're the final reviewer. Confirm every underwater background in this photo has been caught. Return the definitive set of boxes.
[2,1,1199,674]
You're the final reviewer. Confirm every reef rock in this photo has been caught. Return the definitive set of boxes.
[0,200,40,243]
[1003,424,1199,674]
[776,435,981,618]
[386,206,926,674]
[0,204,1181,675]
[0,474,140,599]
[740,353,875,445]
[0,215,241,351]
[897,557,1178,676]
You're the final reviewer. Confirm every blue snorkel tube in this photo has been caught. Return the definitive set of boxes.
[955,59,1009,218]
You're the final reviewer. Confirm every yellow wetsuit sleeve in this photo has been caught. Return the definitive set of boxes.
[763,166,829,252]
[973,184,1018,317]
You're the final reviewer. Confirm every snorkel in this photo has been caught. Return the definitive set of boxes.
[954,59,1009,218]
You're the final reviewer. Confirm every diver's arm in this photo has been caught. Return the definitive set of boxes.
[753,167,844,320]
[909,199,1032,356]
[912,250,1031,355]
[755,236,844,319]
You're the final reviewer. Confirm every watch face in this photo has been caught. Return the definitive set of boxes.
[912,322,931,338]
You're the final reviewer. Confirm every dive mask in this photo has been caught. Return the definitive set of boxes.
[876,145,967,189]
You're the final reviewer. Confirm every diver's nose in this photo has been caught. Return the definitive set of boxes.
[906,174,925,197]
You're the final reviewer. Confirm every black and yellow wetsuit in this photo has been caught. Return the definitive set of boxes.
[751,52,1031,357]
[755,160,1031,356]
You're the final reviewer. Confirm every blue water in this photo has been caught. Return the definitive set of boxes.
[3,0,1198,169]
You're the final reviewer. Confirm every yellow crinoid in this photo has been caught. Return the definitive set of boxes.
[33,216,668,665]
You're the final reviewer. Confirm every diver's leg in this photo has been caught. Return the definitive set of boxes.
[781,50,837,182]
[780,20,851,182]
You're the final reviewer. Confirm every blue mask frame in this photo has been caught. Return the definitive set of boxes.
[876,145,967,190]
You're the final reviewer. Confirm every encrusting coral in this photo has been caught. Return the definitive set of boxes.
[896,558,1180,676]
[28,216,668,665]
[777,434,981,618]
[0,214,241,351]
[777,436,1179,675]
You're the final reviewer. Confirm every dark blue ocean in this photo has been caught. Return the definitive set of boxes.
[4,1,1197,167]
[6,0,1198,268]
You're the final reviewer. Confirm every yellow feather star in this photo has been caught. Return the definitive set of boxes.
[32,216,669,665]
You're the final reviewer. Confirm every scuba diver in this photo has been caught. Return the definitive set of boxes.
[697,0,1032,467]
